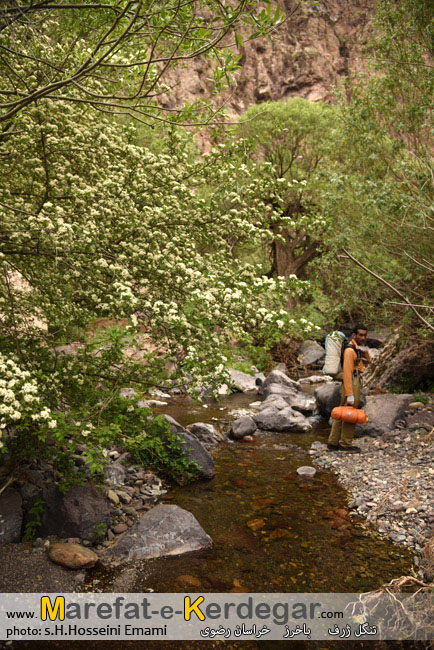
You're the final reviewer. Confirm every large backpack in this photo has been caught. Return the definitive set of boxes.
[322,331,361,378]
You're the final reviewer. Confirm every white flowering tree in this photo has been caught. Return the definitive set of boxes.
[0,98,319,481]
[0,0,284,126]
[0,1,322,483]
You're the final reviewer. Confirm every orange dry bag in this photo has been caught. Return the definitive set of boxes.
[331,406,368,424]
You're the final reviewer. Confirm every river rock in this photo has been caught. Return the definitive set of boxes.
[103,504,212,565]
[363,394,414,437]
[298,341,325,366]
[187,422,219,445]
[259,369,301,394]
[253,406,312,433]
[39,483,111,543]
[48,543,98,569]
[231,416,257,439]
[314,381,342,417]
[0,488,23,545]
[258,395,289,411]
[261,387,316,414]
[296,466,317,478]
[107,490,120,505]
[162,415,215,479]
[229,369,257,392]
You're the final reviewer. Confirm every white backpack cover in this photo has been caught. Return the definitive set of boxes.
[322,330,346,377]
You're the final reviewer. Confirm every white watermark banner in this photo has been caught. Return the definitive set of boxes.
[1,593,433,641]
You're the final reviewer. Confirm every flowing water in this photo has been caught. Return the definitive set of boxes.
[20,392,417,650]
[93,393,412,595]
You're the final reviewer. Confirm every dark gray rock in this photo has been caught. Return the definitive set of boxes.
[231,416,257,439]
[0,488,23,545]
[103,504,212,565]
[314,381,342,418]
[315,382,367,418]
[363,394,414,437]
[39,484,111,543]
[162,415,215,479]
[253,406,312,432]
[298,340,325,366]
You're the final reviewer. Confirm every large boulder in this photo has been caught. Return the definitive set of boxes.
[363,394,414,437]
[229,369,257,392]
[259,369,301,394]
[103,504,212,565]
[0,488,22,545]
[261,386,317,414]
[162,415,215,479]
[298,340,325,366]
[258,395,289,412]
[314,381,367,418]
[314,382,342,418]
[231,416,257,440]
[39,483,111,543]
[253,406,312,433]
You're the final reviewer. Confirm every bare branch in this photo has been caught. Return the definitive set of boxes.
[342,247,434,332]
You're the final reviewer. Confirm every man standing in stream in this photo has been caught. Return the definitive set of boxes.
[327,324,370,454]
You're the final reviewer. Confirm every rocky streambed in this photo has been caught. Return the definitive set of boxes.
[312,406,434,582]
[0,364,432,593]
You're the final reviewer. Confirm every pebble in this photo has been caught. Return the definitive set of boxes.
[108,490,120,505]
[112,523,128,534]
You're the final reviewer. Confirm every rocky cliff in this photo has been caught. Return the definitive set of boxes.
[161,0,375,118]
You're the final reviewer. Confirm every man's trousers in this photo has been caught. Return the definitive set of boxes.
[327,376,361,448]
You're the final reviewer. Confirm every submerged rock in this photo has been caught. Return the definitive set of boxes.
[103,504,212,565]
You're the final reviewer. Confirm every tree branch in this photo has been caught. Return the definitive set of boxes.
[342,247,434,332]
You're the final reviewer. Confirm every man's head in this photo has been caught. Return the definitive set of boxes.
[352,324,368,346]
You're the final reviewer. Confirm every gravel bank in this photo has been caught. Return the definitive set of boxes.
[311,403,434,581]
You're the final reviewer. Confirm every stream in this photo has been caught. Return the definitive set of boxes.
[92,392,412,595]
[19,392,416,650]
